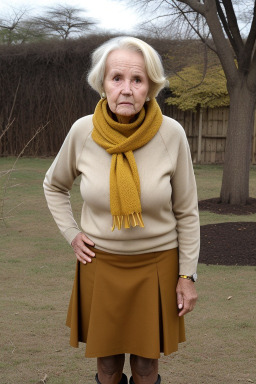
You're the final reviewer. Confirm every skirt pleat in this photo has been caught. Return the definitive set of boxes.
[66,247,185,359]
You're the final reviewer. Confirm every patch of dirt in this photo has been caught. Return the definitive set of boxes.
[199,198,256,266]
[198,197,256,215]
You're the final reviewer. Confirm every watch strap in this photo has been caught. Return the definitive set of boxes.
[179,274,197,282]
[179,274,193,280]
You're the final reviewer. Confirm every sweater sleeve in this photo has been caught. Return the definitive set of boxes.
[43,116,92,244]
[161,117,200,275]
[172,126,200,275]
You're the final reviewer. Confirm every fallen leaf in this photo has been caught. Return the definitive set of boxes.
[36,374,48,384]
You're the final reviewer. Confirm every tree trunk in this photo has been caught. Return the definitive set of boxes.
[220,78,256,204]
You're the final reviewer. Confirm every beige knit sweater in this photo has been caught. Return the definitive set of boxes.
[43,114,200,275]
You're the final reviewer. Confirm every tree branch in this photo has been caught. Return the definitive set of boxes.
[173,1,216,52]
[176,0,205,15]
[243,2,256,68]
[215,0,240,57]
[248,47,256,91]
[0,123,48,223]
[222,0,243,52]
[207,1,239,83]
[175,0,237,83]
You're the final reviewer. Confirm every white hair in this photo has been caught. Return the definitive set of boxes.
[87,36,167,98]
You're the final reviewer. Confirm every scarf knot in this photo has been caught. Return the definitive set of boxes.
[92,98,163,230]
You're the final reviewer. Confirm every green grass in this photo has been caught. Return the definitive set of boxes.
[0,158,256,384]
[195,164,256,200]
[195,164,256,225]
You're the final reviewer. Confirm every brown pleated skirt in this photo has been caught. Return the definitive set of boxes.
[66,247,185,359]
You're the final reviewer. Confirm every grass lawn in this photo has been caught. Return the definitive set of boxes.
[0,158,256,384]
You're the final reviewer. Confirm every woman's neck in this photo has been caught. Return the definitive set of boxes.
[116,114,136,124]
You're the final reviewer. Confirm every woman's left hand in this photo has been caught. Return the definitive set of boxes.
[176,278,198,317]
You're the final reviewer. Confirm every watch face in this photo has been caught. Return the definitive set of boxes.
[192,273,198,282]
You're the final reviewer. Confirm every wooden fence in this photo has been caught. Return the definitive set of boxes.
[161,100,256,164]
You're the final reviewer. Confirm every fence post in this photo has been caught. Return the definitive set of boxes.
[197,106,203,163]
[252,109,256,164]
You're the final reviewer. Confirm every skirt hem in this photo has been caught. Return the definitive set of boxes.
[66,329,186,359]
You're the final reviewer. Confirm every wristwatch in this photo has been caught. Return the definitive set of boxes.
[179,273,197,282]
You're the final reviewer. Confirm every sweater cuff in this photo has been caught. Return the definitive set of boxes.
[62,227,82,245]
[179,257,198,276]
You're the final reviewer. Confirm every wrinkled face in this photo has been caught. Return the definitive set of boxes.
[103,49,150,124]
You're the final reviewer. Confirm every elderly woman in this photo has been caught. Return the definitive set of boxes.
[43,36,200,384]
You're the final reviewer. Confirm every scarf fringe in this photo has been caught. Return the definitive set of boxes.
[112,212,144,231]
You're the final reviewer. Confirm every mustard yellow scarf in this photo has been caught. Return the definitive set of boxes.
[92,98,163,230]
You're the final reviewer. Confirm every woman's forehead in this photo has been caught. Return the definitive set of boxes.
[105,49,146,73]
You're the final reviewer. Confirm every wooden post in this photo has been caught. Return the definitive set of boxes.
[252,109,256,164]
[197,106,203,163]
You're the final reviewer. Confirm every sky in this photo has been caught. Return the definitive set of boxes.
[0,1,253,37]
[0,0,140,34]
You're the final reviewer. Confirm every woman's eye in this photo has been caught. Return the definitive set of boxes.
[113,76,120,81]
[134,78,141,83]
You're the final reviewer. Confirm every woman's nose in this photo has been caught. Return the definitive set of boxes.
[121,80,132,95]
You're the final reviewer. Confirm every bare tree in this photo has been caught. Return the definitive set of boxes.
[0,4,98,44]
[129,0,256,205]
[0,8,28,45]
[28,4,97,40]
[0,7,49,44]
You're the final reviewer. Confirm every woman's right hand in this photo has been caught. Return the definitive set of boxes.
[71,232,95,264]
